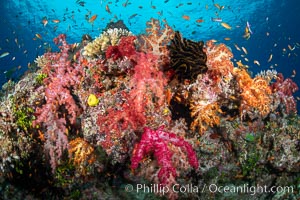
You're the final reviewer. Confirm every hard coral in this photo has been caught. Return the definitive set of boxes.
[168,31,207,81]
[83,28,133,58]
[131,126,198,186]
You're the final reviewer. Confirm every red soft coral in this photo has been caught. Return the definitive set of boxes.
[97,52,169,154]
[129,52,168,111]
[105,36,137,60]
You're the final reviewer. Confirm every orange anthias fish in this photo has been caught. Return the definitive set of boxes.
[89,15,98,23]
[35,33,42,39]
[106,4,111,14]
[182,15,190,20]
[52,19,60,23]
[42,18,48,27]
[196,19,204,23]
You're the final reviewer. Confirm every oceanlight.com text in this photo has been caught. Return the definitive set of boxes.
[124,183,294,196]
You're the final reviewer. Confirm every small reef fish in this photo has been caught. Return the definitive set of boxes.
[254,60,260,66]
[211,17,222,22]
[89,15,97,23]
[288,45,295,51]
[234,44,241,51]
[42,17,48,27]
[76,0,85,7]
[196,19,204,23]
[182,15,190,20]
[214,3,225,11]
[246,21,253,34]
[243,21,252,40]
[224,37,231,41]
[35,33,42,39]
[291,70,296,78]
[129,13,138,19]
[236,60,248,68]
[241,46,248,54]
[105,4,111,14]
[52,19,60,23]
[221,22,231,30]
[0,52,9,58]
[267,54,273,62]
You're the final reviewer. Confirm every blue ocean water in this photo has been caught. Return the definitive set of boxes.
[0,0,299,109]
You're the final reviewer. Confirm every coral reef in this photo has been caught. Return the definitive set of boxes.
[0,18,299,200]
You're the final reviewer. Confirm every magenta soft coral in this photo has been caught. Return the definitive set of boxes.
[131,126,198,186]
[271,73,299,114]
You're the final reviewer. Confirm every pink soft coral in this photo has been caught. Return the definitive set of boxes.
[33,34,82,171]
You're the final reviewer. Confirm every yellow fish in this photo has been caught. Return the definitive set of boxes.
[221,22,231,30]
[243,26,251,39]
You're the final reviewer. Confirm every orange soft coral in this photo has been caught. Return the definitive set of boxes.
[205,40,234,82]
[68,137,96,174]
[189,74,220,134]
[190,102,221,134]
[234,68,272,118]
[140,18,174,67]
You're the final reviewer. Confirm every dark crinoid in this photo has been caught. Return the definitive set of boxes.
[167,31,207,81]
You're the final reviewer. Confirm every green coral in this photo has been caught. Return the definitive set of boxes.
[35,73,47,85]
[12,103,34,132]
